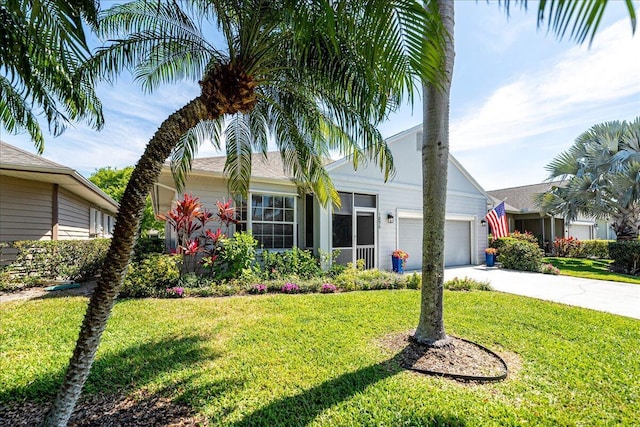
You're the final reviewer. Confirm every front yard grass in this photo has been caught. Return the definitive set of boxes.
[1,290,639,425]
[543,256,640,284]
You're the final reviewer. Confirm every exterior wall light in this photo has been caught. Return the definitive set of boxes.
[387,214,394,224]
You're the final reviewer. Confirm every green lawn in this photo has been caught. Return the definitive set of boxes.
[1,291,639,425]
[543,257,640,284]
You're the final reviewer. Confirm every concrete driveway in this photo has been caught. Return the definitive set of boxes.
[444,265,640,320]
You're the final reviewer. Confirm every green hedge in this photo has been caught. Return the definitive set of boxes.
[495,237,543,272]
[120,254,180,298]
[579,240,611,259]
[9,239,111,284]
[608,241,640,275]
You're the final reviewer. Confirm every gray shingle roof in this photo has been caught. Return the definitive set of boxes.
[0,141,67,169]
[487,181,564,213]
[190,152,335,181]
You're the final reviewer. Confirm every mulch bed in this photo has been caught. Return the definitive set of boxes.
[0,389,208,427]
[380,331,518,381]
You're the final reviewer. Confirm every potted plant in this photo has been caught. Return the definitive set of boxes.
[392,249,409,273]
[485,247,497,267]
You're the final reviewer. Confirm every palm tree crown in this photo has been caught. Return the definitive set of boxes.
[0,0,103,151]
[537,117,640,240]
[87,0,443,205]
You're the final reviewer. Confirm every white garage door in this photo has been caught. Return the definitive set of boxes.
[398,218,472,268]
[568,224,591,240]
[444,220,471,266]
[398,218,423,270]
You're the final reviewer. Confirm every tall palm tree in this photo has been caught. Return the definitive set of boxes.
[414,0,637,345]
[0,0,103,150]
[537,118,640,241]
[43,1,444,424]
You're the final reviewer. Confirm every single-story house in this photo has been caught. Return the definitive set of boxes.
[487,182,614,250]
[0,141,119,262]
[152,125,490,270]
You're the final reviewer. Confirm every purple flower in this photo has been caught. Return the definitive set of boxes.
[281,282,299,293]
[253,283,267,294]
[166,287,184,298]
[321,283,337,293]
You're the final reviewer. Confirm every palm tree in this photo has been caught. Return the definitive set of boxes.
[0,0,103,150]
[537,118,640,241]
[43,1,444,424]
[413,0,638,345]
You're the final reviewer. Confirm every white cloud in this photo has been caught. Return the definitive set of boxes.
[451,17,640,152]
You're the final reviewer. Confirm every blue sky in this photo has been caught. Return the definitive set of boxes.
[3,1,639,191]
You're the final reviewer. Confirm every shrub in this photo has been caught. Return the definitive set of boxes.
[444,276,492,291]
[216,232,259,279]
[165,287,185,298]
[580,240,611,259]
[333,266,408,291]
[251,283,267,294]
[9,239,110,285]
[321,283,337,293]
[554,237,582,257]
[120,254,180,298]
[608,241,640,275]
[497,239,543,272]
[541,263,560,275]
[262,247,322,279]
[406,272,421,290]
[133,237,165,261]
[281,282,300,293]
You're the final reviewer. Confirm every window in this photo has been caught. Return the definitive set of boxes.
[235,193,296,249]
[90,208,103,236]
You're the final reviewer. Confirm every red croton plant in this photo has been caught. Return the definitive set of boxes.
[157,194,238,273]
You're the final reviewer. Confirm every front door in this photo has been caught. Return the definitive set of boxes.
[355,209,376,269]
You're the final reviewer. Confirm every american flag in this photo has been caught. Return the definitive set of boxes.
[486,202,509,238]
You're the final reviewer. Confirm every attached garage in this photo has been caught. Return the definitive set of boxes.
[444,220,471,266]
[567,223,593,240]
[397,213,474,269]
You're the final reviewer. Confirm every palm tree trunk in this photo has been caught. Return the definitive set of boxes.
[611,204,640,241]
[42,97,211,427]
[413,0,454,346]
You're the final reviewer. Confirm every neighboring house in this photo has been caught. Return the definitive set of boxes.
[0,141,119,262]
[487,182,613,250]
[152,125,490,270]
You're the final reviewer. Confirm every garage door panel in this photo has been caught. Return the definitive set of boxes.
[398,218,471,268]
[444,220,471,266]
[568,224,591,240]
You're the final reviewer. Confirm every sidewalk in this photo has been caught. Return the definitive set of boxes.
[444,265,640,320]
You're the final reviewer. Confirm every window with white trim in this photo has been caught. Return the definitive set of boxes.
[236,193,296,249]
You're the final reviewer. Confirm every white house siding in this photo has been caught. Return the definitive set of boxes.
[325,126,488,270]
[58,188,91,240]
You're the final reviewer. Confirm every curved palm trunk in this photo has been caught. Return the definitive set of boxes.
[413,0,454,346]
[42,98,212,426]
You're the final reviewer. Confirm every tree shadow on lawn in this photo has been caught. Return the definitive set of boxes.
[1,334,222,404]
[232,345,468,427]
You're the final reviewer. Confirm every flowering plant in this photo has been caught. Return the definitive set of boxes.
[165,287,184,298]
[321,283,337,293]
[252,283,267,294]
[541,263,560,275]
[281,282,300,293]
[392,249,409,260]
[485,247,497,255]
